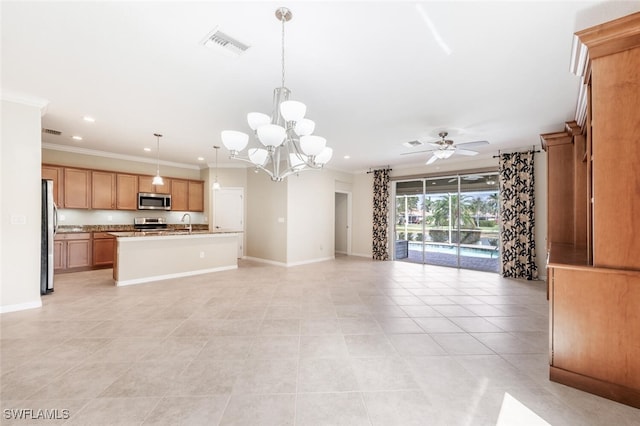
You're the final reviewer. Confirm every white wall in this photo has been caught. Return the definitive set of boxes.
[286,171,335,265]
[246,170,288,263]
[1,97,47,313]
[351,173,374,257]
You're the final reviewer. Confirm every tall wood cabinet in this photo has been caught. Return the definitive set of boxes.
[542,12,640,408]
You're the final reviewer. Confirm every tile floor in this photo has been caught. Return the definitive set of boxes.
[1,256,639,425]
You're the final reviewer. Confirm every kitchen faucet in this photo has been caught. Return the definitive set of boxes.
[181,213,192,234]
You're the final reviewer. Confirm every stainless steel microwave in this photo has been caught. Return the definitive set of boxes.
[137,193,171,210]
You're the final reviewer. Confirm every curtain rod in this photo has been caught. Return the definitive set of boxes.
[492,146,541,158]
[366,167,392,174]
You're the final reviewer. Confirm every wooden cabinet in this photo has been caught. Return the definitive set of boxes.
[64,168,90,209]
[188,180,204,212]
[44,164,204,212]
[91,171,116,209]
[116,174,138,210]
[171,179,189,211]
[92,232,115,267]
[54,232,91,272]
[544,12,640,409]
[138,175,171,194]
[42,165,64,206]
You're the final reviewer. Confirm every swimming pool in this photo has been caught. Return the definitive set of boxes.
[408,242,499,258]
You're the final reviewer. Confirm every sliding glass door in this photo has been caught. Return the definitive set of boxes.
[394,172,500,272]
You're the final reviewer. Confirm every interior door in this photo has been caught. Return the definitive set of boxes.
[214,188,244,257]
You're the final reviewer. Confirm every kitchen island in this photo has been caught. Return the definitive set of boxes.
[109,231,240,286]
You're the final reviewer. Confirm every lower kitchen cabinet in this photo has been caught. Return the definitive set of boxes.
[93,232,115,268]
[54,233,91,272]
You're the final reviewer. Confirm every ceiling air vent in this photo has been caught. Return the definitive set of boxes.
[201,28,250,57]
[42,128,62,136]
[402,140,423,148]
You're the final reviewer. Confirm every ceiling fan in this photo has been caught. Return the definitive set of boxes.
[402,132,489,165]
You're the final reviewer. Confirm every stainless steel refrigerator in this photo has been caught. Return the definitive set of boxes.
[41,179,58,294]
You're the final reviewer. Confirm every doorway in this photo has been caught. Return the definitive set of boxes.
[394,173,500,272]
[334,191,351,256]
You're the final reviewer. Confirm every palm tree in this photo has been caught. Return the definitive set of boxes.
[431,194,476,228]
[469,197,484,227]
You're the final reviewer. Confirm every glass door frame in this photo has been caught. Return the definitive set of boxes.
[393,170,500,272]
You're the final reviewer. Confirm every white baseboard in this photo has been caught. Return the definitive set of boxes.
[243,256,335,267]
[115,265,237,287]
[0,299,42,314]
[350,252,372,258]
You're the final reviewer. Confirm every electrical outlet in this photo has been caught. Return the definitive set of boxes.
[59,214,66,221]
[199,251,205,258]
[107,215,113,221]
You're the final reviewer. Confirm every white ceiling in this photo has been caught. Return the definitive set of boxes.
[2,1,639,174]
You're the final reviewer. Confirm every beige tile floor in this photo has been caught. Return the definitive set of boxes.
[1,256,639,425]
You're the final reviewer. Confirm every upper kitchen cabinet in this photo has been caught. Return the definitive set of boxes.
[188,180,204,212]
[138,175,172,195]
[41,164,64,206]
[64,168,90,209]
[91,171,116,209]
[116,173,138,210]
[170,179,188,211]
[171,179,204,212]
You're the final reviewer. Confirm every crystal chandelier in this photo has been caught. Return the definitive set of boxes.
[220,7,333,182]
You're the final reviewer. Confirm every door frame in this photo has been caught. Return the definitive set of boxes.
[335,190,352,256]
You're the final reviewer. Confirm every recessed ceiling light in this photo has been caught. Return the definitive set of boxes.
[197,157,205,161]
[344,155,350,159]
[144,147,151,152]
[72,136,83,141]
[82,116,95,123]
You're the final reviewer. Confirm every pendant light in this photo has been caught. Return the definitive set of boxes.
[152,133,164,186]
[213,145,221,190]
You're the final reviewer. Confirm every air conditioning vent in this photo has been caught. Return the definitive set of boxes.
[42,128,62,136]
[402,140,423,148]
[202,28,250,56]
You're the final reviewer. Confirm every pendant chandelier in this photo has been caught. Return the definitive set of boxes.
[220,7,333,182]
[152,133,164,186]
[212,145,221,190]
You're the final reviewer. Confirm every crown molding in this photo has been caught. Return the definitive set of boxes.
[1,91,49,116]
[42,143,201,170]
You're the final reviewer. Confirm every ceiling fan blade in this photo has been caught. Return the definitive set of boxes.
[455,149,479,156]
[456,140,489,149]
[427,142,442,149]
[426,155,438,165]
[400,149,435,156]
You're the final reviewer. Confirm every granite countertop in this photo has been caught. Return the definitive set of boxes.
[109,230,241,238]
[56,224,210,233]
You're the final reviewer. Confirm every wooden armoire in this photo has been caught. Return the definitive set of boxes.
[541,12,640,408]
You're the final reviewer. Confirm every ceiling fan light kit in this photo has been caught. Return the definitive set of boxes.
[220,7,333,182]
[402,131,488,165]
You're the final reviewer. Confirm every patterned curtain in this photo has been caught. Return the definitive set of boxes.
[498,151,538,280]
[372,169,390,260]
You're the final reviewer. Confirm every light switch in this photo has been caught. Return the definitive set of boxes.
[277,217,285,223]
[10,215,26,225]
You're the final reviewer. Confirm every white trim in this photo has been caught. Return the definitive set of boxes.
[335,250,348,255]
[42,143,201,170]
[115,265,237,286]
[243,256,288,267]
[0,299,43,314]
[350,252,372,258]
[1,91,49,115]
[243,255,335,267]
[286,256,335,267]
[335,190,352,256]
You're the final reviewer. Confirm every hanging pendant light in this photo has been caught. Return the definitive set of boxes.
[220,7,332,182]
[151,133,164,186]
[213,145,221,190]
